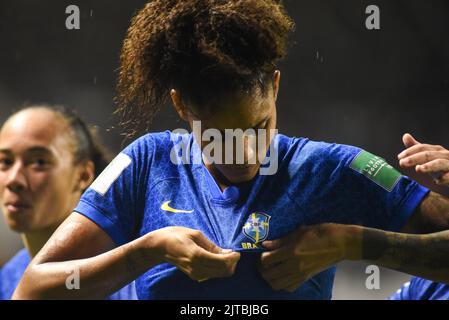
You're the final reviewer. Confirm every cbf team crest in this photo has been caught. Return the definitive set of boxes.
[243,212,271,243]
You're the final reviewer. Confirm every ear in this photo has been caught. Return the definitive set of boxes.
[273,70,281,102]
[170,89,191,122]
[76,160,95,192]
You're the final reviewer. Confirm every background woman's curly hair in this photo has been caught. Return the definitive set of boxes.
[116,0,295,139]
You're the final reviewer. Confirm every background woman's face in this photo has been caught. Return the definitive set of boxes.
[0,109,81,233]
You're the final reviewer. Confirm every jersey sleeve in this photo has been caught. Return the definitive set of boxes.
[388,281,412,300]
[291,141,430,232]
[74,135,153,246]
[335,144,430,231]
[337,146,430,231]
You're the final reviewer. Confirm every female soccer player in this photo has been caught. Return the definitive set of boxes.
[0,106,136,299]
[13,1,449,300]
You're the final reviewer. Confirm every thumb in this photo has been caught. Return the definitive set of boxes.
[193,232,223,254]
[402,133,420,148]
[261,239,283,250]
[222,250,241,263]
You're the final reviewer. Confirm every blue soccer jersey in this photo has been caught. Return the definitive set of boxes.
[389,277,449,300]
[0,249,29,300]
[74,131,430,300]
[0,249,137,300]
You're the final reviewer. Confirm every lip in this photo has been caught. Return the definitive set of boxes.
[234,163,257,169]
[226,165,257,173]
[233,166,254,171]
[4,201,32,214]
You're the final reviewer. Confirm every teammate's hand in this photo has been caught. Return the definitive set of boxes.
[398,133,449,186]
[150,227,240,282]
[259,224,350,292]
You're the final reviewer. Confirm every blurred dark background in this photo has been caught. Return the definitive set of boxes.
[0,0,448,299]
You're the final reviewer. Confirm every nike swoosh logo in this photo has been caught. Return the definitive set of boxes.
[161,201,194,214]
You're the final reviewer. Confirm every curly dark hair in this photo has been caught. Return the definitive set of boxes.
[116,0,295,138]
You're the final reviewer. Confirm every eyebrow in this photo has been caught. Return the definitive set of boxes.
[0,147,53,155]
[205,117,270,135]
[0,149,12,155]
[25,147,53,155]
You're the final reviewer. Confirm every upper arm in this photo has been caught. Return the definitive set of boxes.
[69,136,153,246]
[311,145,430,231]
[402,191,449,234]
[33,212,116,265]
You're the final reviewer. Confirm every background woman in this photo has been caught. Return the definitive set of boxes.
[0,106,136,299]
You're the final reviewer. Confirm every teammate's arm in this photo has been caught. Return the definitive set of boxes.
[354,224,449,282]
[358,132,449,285]
[259,133,449,292]
[13,213,240,299]
[259,223,449,292]
[399,134,449,233]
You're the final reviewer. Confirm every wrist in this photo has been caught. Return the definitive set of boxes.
[129,231,165,272]
[341,224,363,261]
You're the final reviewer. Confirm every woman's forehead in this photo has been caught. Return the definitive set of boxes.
[0,109,69,151]
[196,93,273,127]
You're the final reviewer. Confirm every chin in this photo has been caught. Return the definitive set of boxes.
[220,166,260,184]
[4,212,33,233]
[6,219,30,233]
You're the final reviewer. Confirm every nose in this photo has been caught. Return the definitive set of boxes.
[244,134,257,164]
[231,133,258,165]
[221,131,260,165]
[5,161,28,193]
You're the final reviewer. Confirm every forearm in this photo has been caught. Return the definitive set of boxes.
[13,233,161,300]
[346,225,449,283]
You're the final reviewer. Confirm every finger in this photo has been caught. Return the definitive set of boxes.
[260,248,289,268]
[177,262,212,281]
[196,248,241,275]
[188,252,240,279]
[399,151,446,168]
[265,274,299,291]
[196,247,240,266]
[402,133,420,149]
[262,230,299,250]
[398,143,442,160]
[222,251,241,268]
[187,264,225,281]
[261,261,297,281]
[192,231,223,254]
[286,282,304,293]
[225,252,241,275]
[435,172,449,186]
[416,159,449,174]
[262,239,283,250]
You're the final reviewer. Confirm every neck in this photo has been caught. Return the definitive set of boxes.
[202,154,233,192]
[207,164,231,192]
[22,226,58,258]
